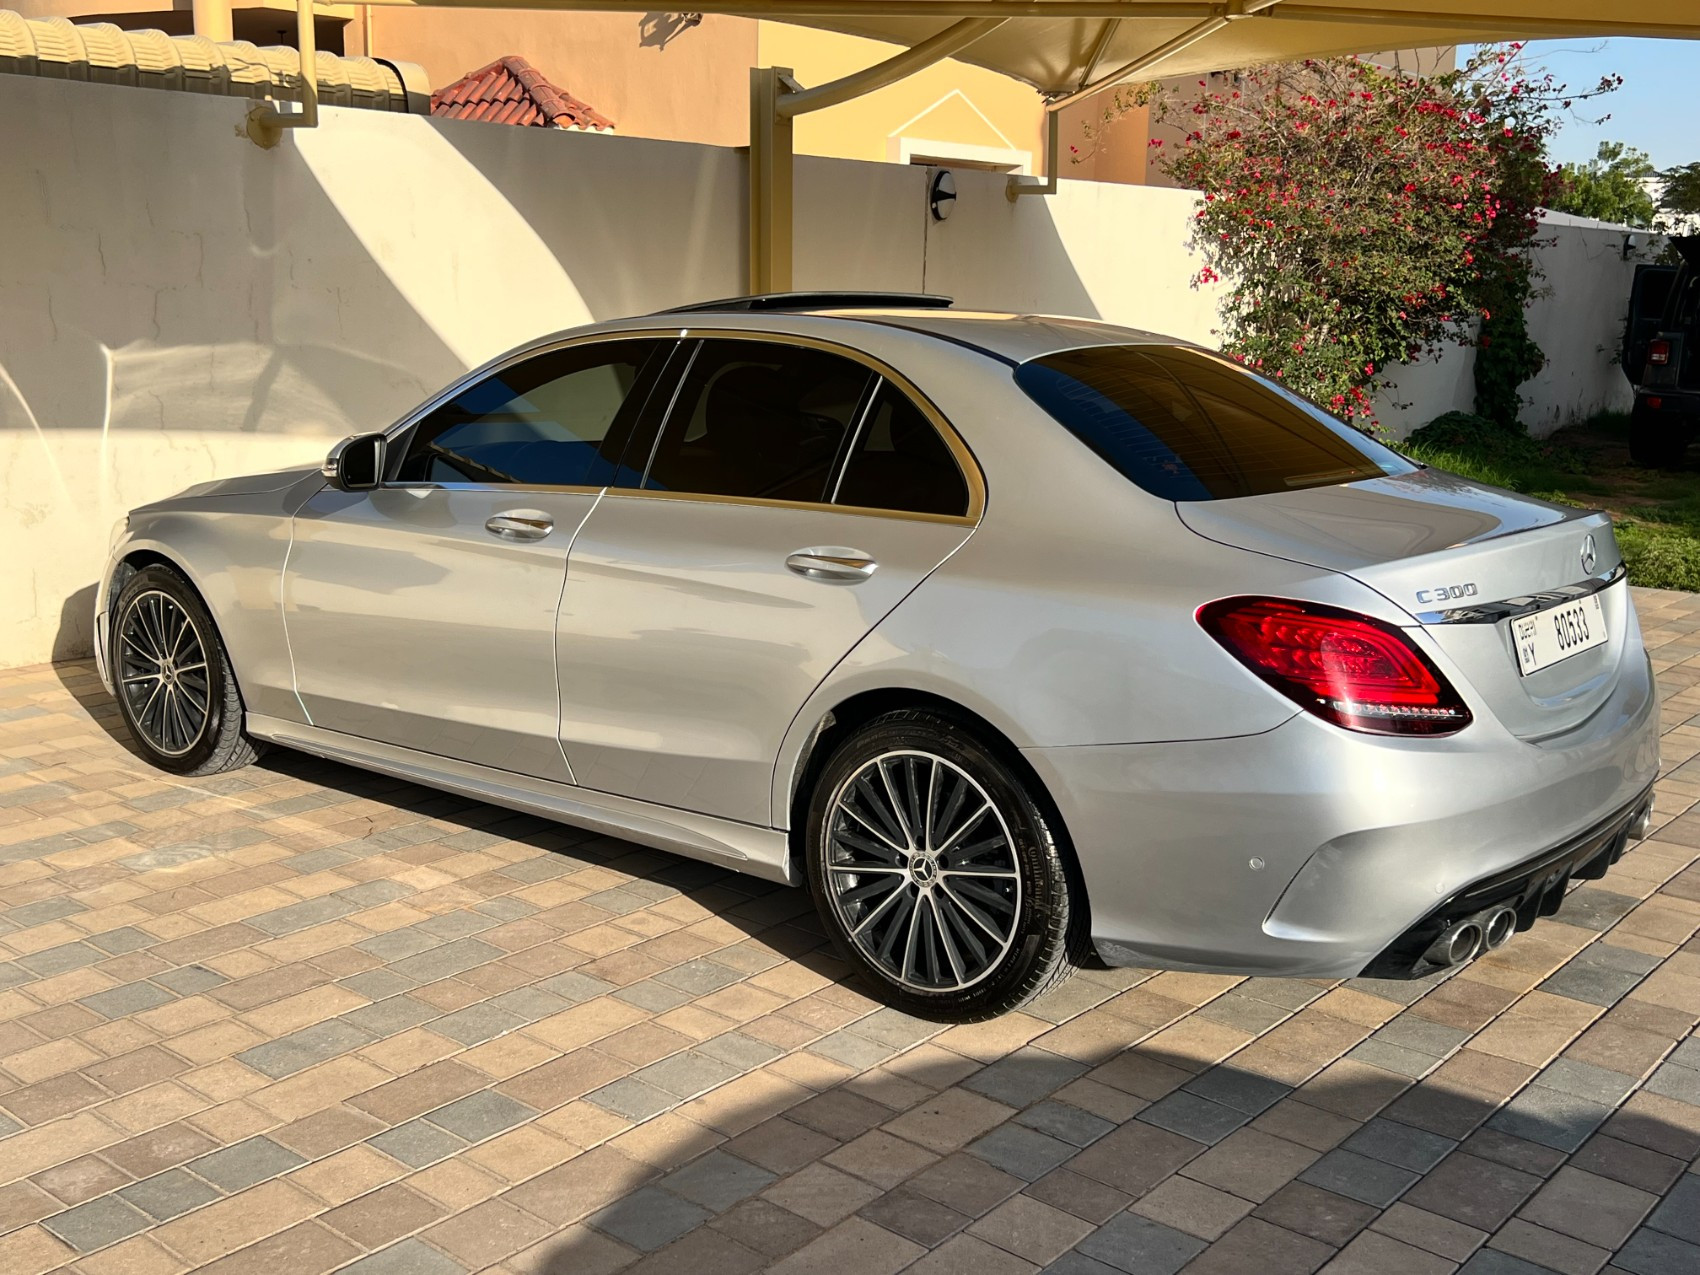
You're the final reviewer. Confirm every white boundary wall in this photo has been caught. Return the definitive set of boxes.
[0,74,1637,668]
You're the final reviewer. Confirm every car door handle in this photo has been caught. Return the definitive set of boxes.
[485,510,554,542]
[785,548,878,583]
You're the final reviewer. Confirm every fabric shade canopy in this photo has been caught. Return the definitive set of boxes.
[357,1,1700,99]
[774,1,1700,97]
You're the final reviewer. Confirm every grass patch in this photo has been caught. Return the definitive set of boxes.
[1399,410,1700,591]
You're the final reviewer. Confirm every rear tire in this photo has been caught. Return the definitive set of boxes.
[1628,400,1691,468]
[804,709,1082,1021]
[111,565,262,776]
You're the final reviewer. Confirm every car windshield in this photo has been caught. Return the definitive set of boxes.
[1014,344,1415,501]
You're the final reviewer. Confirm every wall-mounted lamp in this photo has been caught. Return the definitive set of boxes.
[1623,233,1639,261]
[929,169,956,222]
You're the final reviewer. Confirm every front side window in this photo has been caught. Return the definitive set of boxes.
[835,381,970,517]
[395,339,665,487]
[1014,344,1415,502]
[638,340,874,503]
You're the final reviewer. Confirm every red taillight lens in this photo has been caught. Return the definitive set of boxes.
[1197,597,1472,736]
[1649,339,1671,366]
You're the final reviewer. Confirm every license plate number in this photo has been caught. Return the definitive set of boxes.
[1513,594,1607,676]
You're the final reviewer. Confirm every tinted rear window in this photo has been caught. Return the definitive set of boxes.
[1014,345,1414,501]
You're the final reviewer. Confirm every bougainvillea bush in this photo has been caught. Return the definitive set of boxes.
[1147,47,1616,429]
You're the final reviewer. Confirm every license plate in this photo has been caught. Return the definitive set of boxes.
[1512,594,1607,676]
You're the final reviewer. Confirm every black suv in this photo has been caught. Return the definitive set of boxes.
[1624,237,1700,467]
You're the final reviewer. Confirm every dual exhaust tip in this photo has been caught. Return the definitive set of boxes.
[1423,904,1518,968]
[1422,801,1653,971]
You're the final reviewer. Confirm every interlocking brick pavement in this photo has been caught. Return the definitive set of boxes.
[1,586,1698,1274]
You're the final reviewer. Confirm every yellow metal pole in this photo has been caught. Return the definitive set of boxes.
[244,0,321,146]
[191,0,232,42]
[749,66,795,294]
[297,0,319,127]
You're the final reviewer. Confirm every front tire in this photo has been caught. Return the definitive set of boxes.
[805,710,1081,1021]
[111,565,261,776]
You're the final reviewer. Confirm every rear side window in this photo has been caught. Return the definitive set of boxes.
[1014,345,1414,501]
[640,340,874,503]
[835,381,970,517]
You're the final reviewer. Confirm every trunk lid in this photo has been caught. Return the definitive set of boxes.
[1178,467,1627,740]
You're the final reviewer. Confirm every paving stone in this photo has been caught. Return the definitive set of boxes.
[41,1195,151,1251]
[858,1187,971,1246]
[1130,1176,1253,1241]
[1341,1119,1457,1172]
[713,1198,826,1257]
[1025,1170,1132,1227]
[538,970,620,1004]
[1612,1226,1700,1275]
[430,1003,524,1045]
[662,1151,778,1212]
[1181,1068,1290,1116]
[1072,1213,1208,1275]
[1253,1181,1377,1247]
[1640,1172,1699,1244]
[965,1053,1092,1108]
[369,1119,468,1169]
[237,1020,378,1079]
[1643,1061,1700,1105]
[1136,1092,1252,1145]
[1346,1036,1442,1079]
[655,959,746,996]
[85,926,153,955]
[1456,1251,1558,1275]
[423,1091,536,1142]
[1014,1101,1115,1147]
[340,1238,468,1275]
[114,1162,222,1225]
[1402,1153,1543,1232]
[965,1123,1078,1181]
[153,964,226,995]
[1536,1058,1642,1107]
[187,1136,306,1192]
[342,994,439,1037]
[637,1052,743,1099]
[1298,1148,1419,1207]
[1370,1017,1472,1058]
[1487,1085,1616,1152]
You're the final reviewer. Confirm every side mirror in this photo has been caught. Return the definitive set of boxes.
[323,433,387,492]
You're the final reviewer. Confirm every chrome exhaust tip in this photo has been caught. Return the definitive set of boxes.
[1628,805,1652,842]
[1482,906,1518,950]
[1423,920,1484,968]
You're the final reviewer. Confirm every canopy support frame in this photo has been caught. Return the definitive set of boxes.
[749,15,1005,290]
[245,0,322,147]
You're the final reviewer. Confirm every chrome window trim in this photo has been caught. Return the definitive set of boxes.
[368,323,988,525]
[1415,562,1628,625]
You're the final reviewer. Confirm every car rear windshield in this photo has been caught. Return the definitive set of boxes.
[1014,344,1415,501]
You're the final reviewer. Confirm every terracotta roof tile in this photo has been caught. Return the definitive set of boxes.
[429,55,613,130]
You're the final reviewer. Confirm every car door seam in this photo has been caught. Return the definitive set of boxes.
[279,516,311,727]
[768,520,982,830]
[552,487,607,785]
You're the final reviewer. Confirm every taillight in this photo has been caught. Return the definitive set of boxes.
[1649,339,1671,366]
[1198,596,1472,736]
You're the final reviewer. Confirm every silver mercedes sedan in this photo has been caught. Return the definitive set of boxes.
[95,294,1659,1020]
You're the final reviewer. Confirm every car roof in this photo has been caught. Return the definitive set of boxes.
[615,304,1185,365]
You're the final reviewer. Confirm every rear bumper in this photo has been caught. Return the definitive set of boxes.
[1360,783,1652,978]
[1024,641,1659,979]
